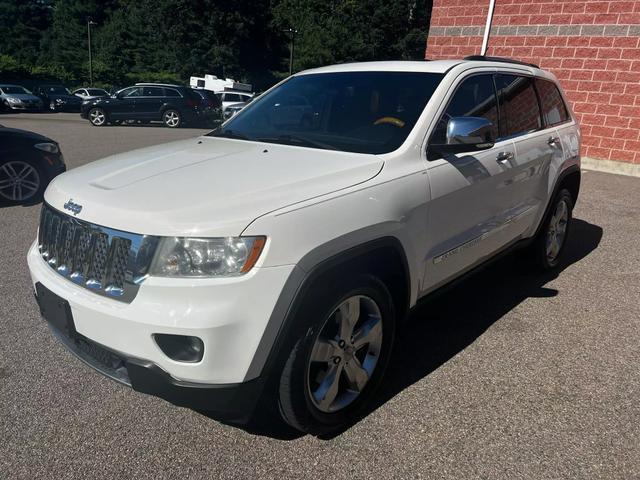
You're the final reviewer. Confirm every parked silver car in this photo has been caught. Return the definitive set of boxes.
[0,85,43,112]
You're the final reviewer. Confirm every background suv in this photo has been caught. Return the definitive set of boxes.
[81,83,212,127]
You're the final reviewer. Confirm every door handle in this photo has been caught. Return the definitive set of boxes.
[548,136,560,146]
[496,151,514,163]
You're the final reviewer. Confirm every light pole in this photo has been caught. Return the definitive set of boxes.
[87,18,97,86]
[283,28,298,76]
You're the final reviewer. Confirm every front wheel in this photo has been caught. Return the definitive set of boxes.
[89,107,107,126]
[531,188,574,270]
[0,159,45,205]
[162,109,181,128]
[278,274,396,435]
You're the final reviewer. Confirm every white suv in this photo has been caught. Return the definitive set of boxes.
[28,57,580,435]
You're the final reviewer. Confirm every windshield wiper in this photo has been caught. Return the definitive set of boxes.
[209,129,251,141]
[256,134,337,151]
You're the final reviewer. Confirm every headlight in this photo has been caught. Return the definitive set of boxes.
[34,142,60,154]
[55,98,65,103]
[149,236,266,277]
[6,97,20,104]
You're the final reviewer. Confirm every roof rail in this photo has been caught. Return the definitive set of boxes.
[463,55,539,69]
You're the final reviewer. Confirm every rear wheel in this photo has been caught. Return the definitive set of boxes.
[163,109,181,128]
[278,274,396,435]
[0,159,45,204]
[89,107,107,126]
[530,188,573,270]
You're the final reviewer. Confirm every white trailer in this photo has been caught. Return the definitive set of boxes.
[189,74,252,94]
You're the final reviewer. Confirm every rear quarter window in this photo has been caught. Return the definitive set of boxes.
[535,78,570,126]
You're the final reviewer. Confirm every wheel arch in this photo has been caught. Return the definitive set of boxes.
[243,236,410,383]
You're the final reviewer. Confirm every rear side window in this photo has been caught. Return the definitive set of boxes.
[535,78,569,126]
[143,87,164,97]
[225,93,243,102]
[431,74,499,145]
[163,88,181,97]
[495,74,541,138]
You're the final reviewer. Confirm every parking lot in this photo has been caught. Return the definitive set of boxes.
[1,113,639,479]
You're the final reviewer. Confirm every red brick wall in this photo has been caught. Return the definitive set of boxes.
[425,0,640,164]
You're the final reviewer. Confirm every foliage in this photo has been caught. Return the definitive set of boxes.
[0,0,432,90]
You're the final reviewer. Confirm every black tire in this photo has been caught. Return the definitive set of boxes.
[0,158,47,205]
[530,188,573,271]
[162,109,181,128]
[88,107,107,126]
[278,274,396,436]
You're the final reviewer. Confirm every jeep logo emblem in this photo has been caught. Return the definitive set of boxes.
[63,199,83,216]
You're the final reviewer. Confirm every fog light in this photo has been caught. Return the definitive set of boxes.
[153,334,204,363]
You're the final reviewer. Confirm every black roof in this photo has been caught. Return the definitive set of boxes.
[464,55,540,69]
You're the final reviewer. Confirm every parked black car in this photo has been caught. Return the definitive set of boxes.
[0,126,66,205]
[191,88,222,124]
[32,85,83,112]
[80,83,214,127]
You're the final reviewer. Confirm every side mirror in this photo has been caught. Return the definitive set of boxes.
[430,117,495,156]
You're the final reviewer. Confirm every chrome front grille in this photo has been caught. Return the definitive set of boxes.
[38,203,160,303]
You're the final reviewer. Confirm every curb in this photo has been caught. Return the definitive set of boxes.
[581,157,640,178]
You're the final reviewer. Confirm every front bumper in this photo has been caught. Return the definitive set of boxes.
[42,307,262,422]
[28,241,295,413]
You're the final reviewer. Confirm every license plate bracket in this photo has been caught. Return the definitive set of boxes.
[35,282,76,337]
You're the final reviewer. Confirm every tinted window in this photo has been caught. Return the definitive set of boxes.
[120,87,143,97]
[495,74,541,137]
[535,78,569,126]
[163,88,181,97]
[0,86,29,94]
[87,89,107,96]
[431,74,498,145]
[143,86,164,97]
[210,71,444,154]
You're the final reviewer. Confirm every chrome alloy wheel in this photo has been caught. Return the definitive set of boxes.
[163,110,180,127]
[307,295,383,413]
[89,108,106,126]
[546,198,569,262]
[0,161,41,202]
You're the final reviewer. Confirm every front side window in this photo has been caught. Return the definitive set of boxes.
[120,87,142,98]
[210,71,444,154]
[430,74,498,145]
[495,74,541,138]
[535,78,569,126]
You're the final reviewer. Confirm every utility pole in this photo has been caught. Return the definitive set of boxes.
[87,18,97,86]
[283,28,298,76]
[480,0,496,56]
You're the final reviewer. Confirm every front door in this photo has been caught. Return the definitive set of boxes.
[423,73,520,291]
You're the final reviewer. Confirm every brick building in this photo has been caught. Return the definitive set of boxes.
[425,0,640,170]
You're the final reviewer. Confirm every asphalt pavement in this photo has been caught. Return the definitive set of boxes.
[0,113,638,479]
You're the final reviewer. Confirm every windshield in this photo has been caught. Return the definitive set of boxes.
[1,86,29,94]
[208,71,444,154]
[44,86,70,95]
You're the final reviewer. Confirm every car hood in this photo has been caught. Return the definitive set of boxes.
[44,137,384,237]
[4,93,41,102]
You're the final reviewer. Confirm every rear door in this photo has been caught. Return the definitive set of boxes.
[494,73,559,235]
[424,73,518,289]
[136,86,165,119]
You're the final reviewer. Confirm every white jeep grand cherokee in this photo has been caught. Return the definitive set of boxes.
[28,57,580,435]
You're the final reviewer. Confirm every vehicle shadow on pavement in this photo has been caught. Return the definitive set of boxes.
[322,218,603,440]
[206,218,602,440]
